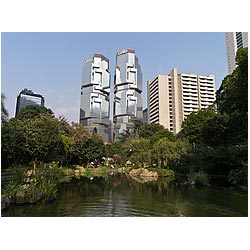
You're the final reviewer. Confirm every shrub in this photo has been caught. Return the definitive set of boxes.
[187,171,209,186]
[158,168,175,177]
[2,180,19,202]
[35,180,57,201]
[228,167,248,186]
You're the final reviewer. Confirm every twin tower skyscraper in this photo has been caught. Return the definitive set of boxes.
[79,49,143,142]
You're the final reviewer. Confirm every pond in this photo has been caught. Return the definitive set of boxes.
[1,174,248,217]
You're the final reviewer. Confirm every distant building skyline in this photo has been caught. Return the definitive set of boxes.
[147,69,215,134]
[1,33,228,123]
[113,49,143,141]
[79,54,111,142]
[225,32,248,74]
[15,88,45,117]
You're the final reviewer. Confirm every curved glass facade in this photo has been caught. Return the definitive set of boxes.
[113,49,143,141]
[80,54,110,142]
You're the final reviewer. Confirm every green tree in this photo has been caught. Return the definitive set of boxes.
[216,48,248,145]
[182,48,248,184]
[92,127,98,135]
[130,138,151,166]
[105,142,125,157]
[57,116,74,136]
[17,105,54,119]
[153,138,170,167]
[217,48,248,116]
[24,115,62,171]
[117,122,176,144]
[70,123,91,165]
[214,48,247,178]
[1,118,29,168]
[59,134,74,167]
[85,134,105,165]
[153,138,191,168]
[180,107,216,145]
[150,127,176,144]
[131,120,143,138]
[134,123,175,143]
[1,93,9,123]
[56,116,74,167]
[105,142,127,166]
[137,123,166,138]
[201,113,229,147]
[118,129,131,142]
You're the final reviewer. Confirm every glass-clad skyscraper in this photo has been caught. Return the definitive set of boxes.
[113,49,143,141]
[15,88,45,117]
[80,54,110,142]
[225,32,248,74]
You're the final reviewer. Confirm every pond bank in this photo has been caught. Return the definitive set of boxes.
[2,174,248,217]
[1,165,247,212]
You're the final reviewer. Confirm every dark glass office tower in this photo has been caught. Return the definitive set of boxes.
[15,88,45,117]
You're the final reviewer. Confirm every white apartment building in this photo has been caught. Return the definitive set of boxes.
[225,32,248,74]
[148,68,215,134]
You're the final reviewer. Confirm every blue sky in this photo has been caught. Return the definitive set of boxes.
[1,32,228,123]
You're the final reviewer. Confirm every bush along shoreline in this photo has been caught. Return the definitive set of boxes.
[2,168,59,210]
[2,160,248,211]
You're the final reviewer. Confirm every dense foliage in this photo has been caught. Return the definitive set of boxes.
[17,105,54,119]
[178,48,248,185]
[106,122,191,170]
[1,106,106,170]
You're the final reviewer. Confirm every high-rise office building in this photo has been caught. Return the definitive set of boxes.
[80,54,110,142]
[148,68,215,134]
[15,88,45,117]
[113,49,143,141]
[225,32,248,74]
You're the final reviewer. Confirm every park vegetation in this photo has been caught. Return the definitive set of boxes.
[1,48,248,203]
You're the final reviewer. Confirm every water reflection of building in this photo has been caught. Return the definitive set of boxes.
[15,88,45,117]
[80,54,111,142]
[113,49,143,141]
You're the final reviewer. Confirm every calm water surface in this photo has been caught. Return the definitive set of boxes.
[2,174,248,217]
